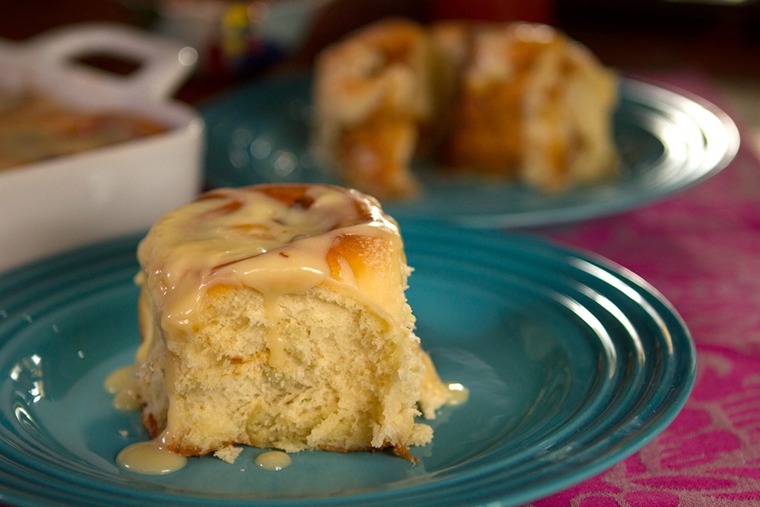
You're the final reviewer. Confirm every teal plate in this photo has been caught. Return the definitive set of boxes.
[202,74,738,228]
[0,224,695,506]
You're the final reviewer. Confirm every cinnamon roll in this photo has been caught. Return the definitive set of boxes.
[131,183,449,460]
[312,19,618,198]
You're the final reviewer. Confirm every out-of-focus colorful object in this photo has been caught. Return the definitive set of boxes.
[156,0,333,76]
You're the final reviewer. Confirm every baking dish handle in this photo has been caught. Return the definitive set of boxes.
[26,23,197,102]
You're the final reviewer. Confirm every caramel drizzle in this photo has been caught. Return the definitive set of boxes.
[137,184,403,348]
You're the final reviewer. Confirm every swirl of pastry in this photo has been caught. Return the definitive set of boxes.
[312,19,438,199]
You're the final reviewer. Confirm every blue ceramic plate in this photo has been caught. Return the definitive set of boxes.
[0,225,695,506]
[202,75,739,228]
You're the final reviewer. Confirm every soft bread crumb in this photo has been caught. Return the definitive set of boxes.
[214,446,243,464]
[135,286,445,458]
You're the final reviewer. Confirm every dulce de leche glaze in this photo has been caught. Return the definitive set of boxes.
[136,184,410,335]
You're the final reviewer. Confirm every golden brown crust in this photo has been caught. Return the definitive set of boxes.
[392,444,417,463]
[313,19,437,199]
[142,412,159,440]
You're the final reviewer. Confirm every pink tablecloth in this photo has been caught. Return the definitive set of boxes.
[532,72,760,506]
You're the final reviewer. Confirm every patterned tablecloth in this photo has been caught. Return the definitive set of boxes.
[531,72,760,506]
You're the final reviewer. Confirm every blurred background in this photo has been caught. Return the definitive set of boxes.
[1,0,758,149]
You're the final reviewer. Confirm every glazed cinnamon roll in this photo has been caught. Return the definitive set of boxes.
[131,183,449,460]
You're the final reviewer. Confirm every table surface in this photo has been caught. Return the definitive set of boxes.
[3,3,760,505]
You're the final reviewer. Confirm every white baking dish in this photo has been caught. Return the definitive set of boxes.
[0,23,204,272]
